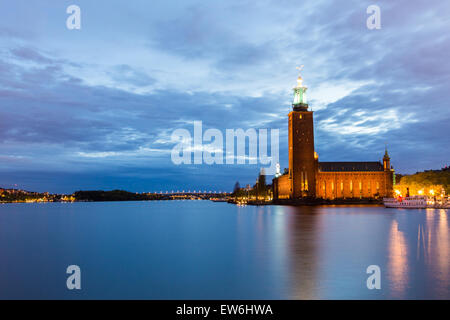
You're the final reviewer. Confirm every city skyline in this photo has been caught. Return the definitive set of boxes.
[1,1,449,193]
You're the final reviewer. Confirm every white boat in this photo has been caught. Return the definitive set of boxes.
[430,198,450,209]
[383,195,428,209]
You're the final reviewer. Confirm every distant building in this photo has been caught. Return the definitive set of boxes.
[273,72,394,200]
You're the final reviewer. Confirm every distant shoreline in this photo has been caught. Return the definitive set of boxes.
[0,199,195,204]
[0,189,229,204]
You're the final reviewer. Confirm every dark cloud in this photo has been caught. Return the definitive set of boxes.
[10,46,54,64]
[0,45,286,193]
[0,26,33,40]
[148,3,280,72]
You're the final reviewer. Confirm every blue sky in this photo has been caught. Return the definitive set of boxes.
[0,0,449,193]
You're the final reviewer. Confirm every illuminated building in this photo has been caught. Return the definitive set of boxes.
[273,70,394,200]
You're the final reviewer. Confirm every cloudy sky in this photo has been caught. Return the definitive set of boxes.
[0,0,449,193]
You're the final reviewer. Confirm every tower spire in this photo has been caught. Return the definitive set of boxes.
[383,145,391,171]
[384,144,390,158]
[293,65,308,111]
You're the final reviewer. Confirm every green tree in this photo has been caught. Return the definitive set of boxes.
[397,169,450,195]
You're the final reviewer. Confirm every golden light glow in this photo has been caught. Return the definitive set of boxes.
[418,189,424,195]
[388,220,409,298]
[429,189,435,196]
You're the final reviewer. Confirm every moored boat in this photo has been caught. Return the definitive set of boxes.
[383,195,427,209]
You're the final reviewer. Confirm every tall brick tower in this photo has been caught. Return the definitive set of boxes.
[288,67,316,198]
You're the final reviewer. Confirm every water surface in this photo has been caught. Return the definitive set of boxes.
[0,201,448,299]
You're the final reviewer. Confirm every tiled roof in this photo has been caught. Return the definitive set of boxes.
[318,161,384,172]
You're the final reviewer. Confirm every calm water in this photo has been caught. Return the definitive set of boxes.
[0,201,448,299]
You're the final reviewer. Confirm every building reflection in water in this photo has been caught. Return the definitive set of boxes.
[280,205,320,299]
[389,209,449,299]
[236,204,449,299]
[387,219,409,298]
[427,210,449,297]
[280,206,449,299]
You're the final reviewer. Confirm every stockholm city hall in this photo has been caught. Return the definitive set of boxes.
[273,69,394,200]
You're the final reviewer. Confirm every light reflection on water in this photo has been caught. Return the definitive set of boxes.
[388,219,408,298]
[0,202,448,299]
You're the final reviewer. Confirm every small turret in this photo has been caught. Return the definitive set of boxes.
[383,147,391,171]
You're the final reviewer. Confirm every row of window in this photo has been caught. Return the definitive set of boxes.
[320,180,381,195]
